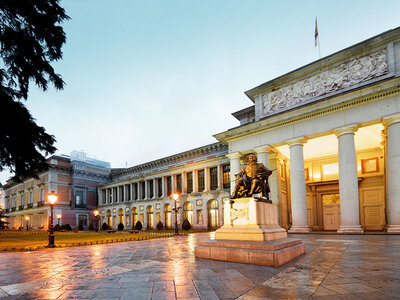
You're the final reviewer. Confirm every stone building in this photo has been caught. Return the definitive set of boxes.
[3,151,110,230]
[98,142,230,230]
[215,27,400,233]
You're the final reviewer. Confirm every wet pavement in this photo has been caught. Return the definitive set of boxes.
[0,232,399,299]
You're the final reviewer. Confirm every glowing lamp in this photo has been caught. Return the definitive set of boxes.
[48,192,58,205]
[25,216,30,221]
[93,209,100,217]
[172,193,179,201]
[56,213,62,220]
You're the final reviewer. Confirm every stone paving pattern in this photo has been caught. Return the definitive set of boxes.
[0,232,399,299]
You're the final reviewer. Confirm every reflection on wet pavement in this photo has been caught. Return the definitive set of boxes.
[0,233,399,299]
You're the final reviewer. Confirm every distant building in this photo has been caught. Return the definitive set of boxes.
[98,142,230,230]
[0,184,4,211]
[3,151,110,230]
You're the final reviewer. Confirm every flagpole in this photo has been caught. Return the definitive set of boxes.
[318,36,321,59]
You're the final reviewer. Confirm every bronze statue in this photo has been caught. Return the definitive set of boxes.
[230,154,272,202]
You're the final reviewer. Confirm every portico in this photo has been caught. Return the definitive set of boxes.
[215,28,400,233]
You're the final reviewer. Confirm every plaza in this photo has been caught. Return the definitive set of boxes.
[0,232,399,299]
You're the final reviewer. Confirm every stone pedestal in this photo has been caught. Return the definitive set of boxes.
[195,198,305,267]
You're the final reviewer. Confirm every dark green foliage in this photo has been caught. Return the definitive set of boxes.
[134,221,143,230]
[101,222,108,231]
[156,221,163,231]
[64,224,72,231]
[0,0,69,181]
[118,222,124,231]
[53,224,61,231]
[182,219,191,231]
[78,223,83,231]
[88,223,94,231]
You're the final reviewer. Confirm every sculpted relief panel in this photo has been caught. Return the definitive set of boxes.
[263,50,388,115]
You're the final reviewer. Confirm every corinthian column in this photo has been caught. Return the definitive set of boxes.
[335,125,363,233]
[226,152,242,192]
[383,114,400,232]
[286,137,311,233]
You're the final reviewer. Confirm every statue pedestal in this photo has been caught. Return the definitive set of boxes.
[195,198,305,267]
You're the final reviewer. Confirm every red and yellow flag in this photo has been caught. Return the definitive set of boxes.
[315,17,319,47]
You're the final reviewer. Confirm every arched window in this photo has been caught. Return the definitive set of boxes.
[146,205,153,229]
[106,210,112,226]
[207,200,219,228]
[118,208,124,224]
[132,207,138,227]
[164,204,172,228]
[183,202,193,225]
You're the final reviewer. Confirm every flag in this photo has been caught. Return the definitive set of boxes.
[315,17,319,47]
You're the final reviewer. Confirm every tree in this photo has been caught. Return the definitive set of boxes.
[0,0,69,182]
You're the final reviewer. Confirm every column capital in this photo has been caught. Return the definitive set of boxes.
[252,145,272,154]
[334,124,358,137]
[226,152,242,160]
[286,137,307,147]
[382,113,400,127]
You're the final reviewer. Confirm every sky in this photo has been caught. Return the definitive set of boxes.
[1,0,400,185]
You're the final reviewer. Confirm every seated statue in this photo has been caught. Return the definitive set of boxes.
[230,154,272,202]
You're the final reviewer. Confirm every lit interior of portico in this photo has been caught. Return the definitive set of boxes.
[273,123,385,231]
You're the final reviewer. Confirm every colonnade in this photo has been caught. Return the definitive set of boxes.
[227,114,400,233]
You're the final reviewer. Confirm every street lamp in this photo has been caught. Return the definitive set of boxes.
[93,209,100,232]
[171,193,181,236]
[46,191,58,248]
[56,213,62,226]
[25,216,29,231]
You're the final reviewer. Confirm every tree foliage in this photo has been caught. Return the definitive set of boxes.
[0,0,69,182]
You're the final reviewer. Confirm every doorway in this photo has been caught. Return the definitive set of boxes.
[322,193,340,230]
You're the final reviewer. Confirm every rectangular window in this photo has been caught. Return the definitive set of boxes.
[198,170,205,192]
[135,183,139,200]
[109,188,113,203]
[149,180,154,198]
[40,188,44,202]
[75,190,84,207]
[157,178,163,197]
[223,164,230,189]
[187,172,193,193]
[210,167,218,190]
[167,176,172,196]
[20,194,24,206]
[28,191,33,204]
[141,181,145,199]
[126,184,131,201]
[176,174,182,193]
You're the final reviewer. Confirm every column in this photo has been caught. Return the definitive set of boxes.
[226,152,242,192]
[171,175,177,194]
[217,164,224,190]
[153,179,157,199]
[383,114,400,232]
[193,170,199,193]
[182,173,188,194]
[123,185,126,202]
[138,182,142,200]
[162,177,166,197]
[334,125,363,233]
[286,137,311,232]
[145,181,149,199]
[130,183,133,201]
[204,168,210,191]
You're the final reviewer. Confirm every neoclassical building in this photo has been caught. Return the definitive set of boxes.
[215,27,400,233]
[98,143,230,230]
[4,151,110,230]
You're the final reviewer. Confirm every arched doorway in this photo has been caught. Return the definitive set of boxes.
[207,200,219,229]
[106,210,111,226]
[118,208,124,225]
[132,207,138,227]
[183,202,193,225]
[146,205,153,229]
[164,204,172,228]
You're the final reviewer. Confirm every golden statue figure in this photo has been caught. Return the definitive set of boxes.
[230,154,272,202]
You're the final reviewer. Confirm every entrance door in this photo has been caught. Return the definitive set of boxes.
[322,194,340,230]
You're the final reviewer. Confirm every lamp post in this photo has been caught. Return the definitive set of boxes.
[46,191,58,248]
[56,213,62,226]
[25,216,29,231]
[172,193,181,236]
[93,209,100,232]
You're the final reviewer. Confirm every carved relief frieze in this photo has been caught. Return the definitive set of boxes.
[263,50,388,115]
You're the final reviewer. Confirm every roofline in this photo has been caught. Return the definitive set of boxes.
[244,26,400,101]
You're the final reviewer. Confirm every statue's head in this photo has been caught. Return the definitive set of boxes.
[246,154,257,163]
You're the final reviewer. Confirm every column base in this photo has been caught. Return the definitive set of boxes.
[288,226,311,233]
[337,225,364,233]
[387,225,400,233]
